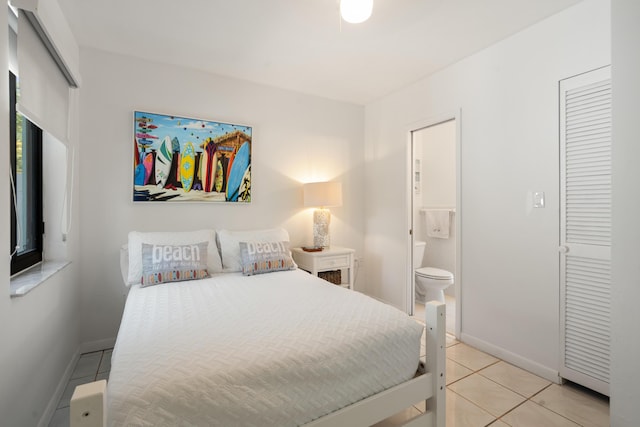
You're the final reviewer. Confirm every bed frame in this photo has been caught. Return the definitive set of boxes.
[70,301,445,427]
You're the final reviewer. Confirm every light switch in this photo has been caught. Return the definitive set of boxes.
[533,191,545,208]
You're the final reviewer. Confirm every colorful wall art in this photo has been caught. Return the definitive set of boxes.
[133,111,252,203]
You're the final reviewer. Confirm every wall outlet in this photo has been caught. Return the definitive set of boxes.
[533,191,545,208]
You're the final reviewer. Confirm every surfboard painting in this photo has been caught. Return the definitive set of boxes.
[214,159,224,193]
[133,111,252,203]
[238,165,251,202]
[226,141,250,202]
[180,141,196,192]
[154,136,172,188]
[200,139,217,193]
[142,152,154,185]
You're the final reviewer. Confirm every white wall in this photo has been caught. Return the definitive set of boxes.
[0,6,82,426]
[77,48,365,344]
[364,0,610,381]
[611,0,640,424]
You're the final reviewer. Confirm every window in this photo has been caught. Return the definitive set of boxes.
[9,71,43,275]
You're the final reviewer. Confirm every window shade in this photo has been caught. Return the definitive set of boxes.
[17,12,70,144]
[9,25,18,74]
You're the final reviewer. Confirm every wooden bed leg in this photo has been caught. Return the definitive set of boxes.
[70,380,107,427]
[425,301,446,427]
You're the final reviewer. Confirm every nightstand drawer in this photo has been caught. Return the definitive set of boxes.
[290,247,355,290]
[317,255,349,269]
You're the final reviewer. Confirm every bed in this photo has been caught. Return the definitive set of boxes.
[70,228,445,427]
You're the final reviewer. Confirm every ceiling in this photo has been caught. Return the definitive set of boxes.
[57,0,582,105]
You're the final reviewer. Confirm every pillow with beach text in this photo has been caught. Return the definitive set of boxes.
[217,228,291,272]
[141,242,209,286]
[239,241,296,276]
[127,229,222,286]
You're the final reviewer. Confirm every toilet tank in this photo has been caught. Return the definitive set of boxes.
[414,241,426,268]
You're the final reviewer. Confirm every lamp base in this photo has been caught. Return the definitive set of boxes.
[313,208,331,248]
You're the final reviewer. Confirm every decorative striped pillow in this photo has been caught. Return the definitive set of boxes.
[141,242,209,286]
[239,241,296,276]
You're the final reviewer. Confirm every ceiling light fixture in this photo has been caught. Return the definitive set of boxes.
[340,0,373,24]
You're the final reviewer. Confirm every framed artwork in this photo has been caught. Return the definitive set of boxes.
[133,111,251,203]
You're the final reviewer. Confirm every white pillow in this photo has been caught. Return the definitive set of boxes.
[217,228,293,272]
[140,241,209,287]
[120,244,129,286]
[127,230,222,285]
[239,241,296,276]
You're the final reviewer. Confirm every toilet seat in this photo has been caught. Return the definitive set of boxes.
[415,267,454,281]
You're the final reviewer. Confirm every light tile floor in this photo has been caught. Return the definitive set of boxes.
[378,309,611,427]
[50,332,609,427]
[48,349,112,427]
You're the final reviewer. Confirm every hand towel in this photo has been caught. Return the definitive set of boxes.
[425,210,451,239]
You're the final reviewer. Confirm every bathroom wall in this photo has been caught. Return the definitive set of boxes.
[364,0,609,381]
[413,120,456,294]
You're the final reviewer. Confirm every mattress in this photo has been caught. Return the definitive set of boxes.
[107,269,423,426]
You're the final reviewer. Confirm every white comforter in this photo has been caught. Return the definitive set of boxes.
[108,269,422,426]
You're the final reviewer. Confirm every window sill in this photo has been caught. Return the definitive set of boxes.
[10,261,71,298]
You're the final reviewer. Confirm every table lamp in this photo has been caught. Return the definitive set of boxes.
[303,181,342,249]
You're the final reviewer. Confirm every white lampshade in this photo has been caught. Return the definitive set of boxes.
[340,0,373,24]
[303,182,343,208]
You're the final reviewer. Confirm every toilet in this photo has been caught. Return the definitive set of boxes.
[414,241,454,303]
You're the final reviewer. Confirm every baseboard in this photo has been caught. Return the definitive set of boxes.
[460,332,562,384]
[38,338,116,427]
[38,348,81,427]
[80,337,117,354]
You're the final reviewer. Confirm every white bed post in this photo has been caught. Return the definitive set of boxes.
[74,304,447,427]
[425,301,446,427]
[70,380,107,427]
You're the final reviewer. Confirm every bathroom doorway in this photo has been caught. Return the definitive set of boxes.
[408,115,461,337]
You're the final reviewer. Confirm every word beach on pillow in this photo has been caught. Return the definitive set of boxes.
[217,228,291,272]
[239,241,296,276]
[126,229,222,286]
[141,242,209,286]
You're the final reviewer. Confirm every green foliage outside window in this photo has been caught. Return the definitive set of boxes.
[14,81,23,174]
[15,111,23,174]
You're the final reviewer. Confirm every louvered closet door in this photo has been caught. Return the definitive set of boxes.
[559,66,611,396]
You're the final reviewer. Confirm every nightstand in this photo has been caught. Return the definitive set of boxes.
[291,247,355,290]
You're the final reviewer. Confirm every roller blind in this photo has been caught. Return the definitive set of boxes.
[17,12,70,144]
[9,23,18,74]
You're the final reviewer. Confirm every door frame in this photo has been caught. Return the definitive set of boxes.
[405,110,462,338]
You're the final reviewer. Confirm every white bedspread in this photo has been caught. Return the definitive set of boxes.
[107,269,423,426]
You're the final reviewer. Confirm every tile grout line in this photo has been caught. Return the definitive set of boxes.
[495,398,529,426]
[446,368,522,422]
[95,350,105,381]
[492,382,592,427]
[444,349,591,426]
[523,383,589,427]
[448,387,498,424]
[476,366,549,399]
[445,339,583,423]
[528,382,553,400]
